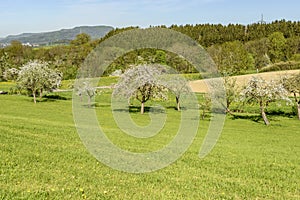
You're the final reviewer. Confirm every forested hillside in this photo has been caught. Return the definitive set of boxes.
[1,20,300,80]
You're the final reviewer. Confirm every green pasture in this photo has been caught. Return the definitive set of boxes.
[0,86,299,199]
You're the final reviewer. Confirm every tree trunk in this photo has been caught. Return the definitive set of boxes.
[297,103,300,120]
[226,107,234,115]
[88,96,91,108]
[176,96,180,111]
[260,106,270,125]
[293,93,300,120]
[141,102,145,114]
[33,91,36,104]
[201,110,205,120]
[39,89,43,99]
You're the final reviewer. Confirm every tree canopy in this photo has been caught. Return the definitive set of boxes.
[281,73,300,120]
[240,77,291,125]
[113,65,168,114]
[17,60,62,103]
[208,41,254,75]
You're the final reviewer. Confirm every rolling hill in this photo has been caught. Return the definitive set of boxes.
[0,25,114,45]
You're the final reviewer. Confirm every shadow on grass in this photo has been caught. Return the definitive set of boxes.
[266,110,295,118]
[230,110,296,124]
[230,113,262,123]
[165,106,189,111]
[23,95,68,103]
[43,94,70,101]
[166,106,178,111]
[94,103,111,108]
[113,106,168,114]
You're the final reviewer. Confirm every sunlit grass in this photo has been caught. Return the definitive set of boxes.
[0,89,299,199]
[0,81,15,91]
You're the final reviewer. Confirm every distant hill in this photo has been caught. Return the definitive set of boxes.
[0,25,114,45]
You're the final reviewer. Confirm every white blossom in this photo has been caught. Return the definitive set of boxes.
[17,60,62,103]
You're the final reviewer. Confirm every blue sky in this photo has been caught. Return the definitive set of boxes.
[1,0,300,37]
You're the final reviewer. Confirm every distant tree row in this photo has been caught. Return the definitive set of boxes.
[0,34,96,80]
[100,64,300,125]
[208,31,300,75]
[1,20,300,80]
[169,19,300,47]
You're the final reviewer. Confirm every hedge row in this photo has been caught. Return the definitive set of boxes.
[260,61,300,73]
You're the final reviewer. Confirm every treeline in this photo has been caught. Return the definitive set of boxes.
[169,19,300,46]
[1,20,300,80]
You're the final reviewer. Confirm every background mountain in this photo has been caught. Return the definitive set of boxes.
[0,25,114,45]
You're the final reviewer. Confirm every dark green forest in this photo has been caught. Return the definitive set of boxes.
[1,19,300,80]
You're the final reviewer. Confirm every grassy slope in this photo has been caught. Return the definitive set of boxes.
[0,91,299,199]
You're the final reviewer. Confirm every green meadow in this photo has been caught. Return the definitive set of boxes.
[0,83,300,199]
